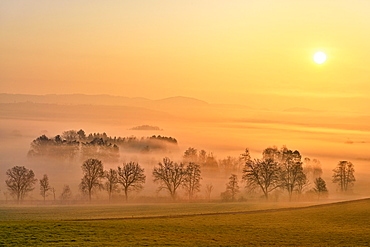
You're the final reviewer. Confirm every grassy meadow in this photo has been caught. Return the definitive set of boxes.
[0,199,369,246]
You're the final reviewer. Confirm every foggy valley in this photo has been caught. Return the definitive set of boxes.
[2,1,370,245]
[1,93,369,204]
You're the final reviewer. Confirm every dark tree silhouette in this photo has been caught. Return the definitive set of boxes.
[332,161,355,192]
[62,130,79,141]
[153,157,186,200]
[80,158,104,201]
[81,138,120,162]
[28,130,178,161]
[296,172,310,196]
[117,162,146,202]
[242,159,280,200]
[183,147,198,163]
[262,146,281,161]
[221,174,240,201]
[28,134,79,160]
[183,162,201,201]
[279,149,306,201]
[260,146,307,200]
[313,177,328,199]
[39,174,51,202]
[240,148,252,163]
[105,168,119,201]
[77,129,86,140]
[5,166,37,203]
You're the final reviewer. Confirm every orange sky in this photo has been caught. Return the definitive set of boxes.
[1,0,370,107]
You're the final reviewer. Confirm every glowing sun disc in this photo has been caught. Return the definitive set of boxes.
[313,51,327,64]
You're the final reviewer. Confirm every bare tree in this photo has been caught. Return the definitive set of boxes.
[79,158,105,201]
[117,162,146,202]
[262,146,281,161]
[60,185,72,201]
[183,147,198,163]
[302,157,322,192]
[296,173,310,196]
[50,187,56,201]
[153,157,186,200]
[39,174,51,202]
[242,159,280,200]
[105,168,119,201]
[303,158,323,181]
[332,161,355,192]
[279,149,306,201]
[221,174,240,201]
[219,156,243,177]
[260,146,308,200]
[313,177,328,199]
[205,184,214,202]
[183,162,201,201]
[5,166,37,203]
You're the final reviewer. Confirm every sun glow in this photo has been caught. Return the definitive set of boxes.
[313,51,327,64]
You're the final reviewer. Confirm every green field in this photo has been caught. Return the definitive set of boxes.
[1,199,369,246]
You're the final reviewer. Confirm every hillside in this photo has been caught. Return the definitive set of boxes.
[0,102,172,123]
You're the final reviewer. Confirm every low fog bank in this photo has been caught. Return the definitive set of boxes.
[1,94,370,204]
[1,123,369,205]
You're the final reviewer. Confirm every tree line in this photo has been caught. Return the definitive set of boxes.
[27,129,178,162]
[3,146,356,203]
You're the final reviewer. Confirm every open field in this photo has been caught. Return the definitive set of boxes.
[1,199,369,246]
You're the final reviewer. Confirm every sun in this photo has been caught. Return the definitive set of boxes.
[313,51,327,64]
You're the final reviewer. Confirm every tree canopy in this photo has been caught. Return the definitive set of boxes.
[79,158,105,201]
[6,166,37,203]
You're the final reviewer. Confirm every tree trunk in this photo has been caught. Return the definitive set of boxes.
[171,191,176,201]
[124,188,128,202]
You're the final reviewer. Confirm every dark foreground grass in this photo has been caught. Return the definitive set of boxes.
[0,199,369,246]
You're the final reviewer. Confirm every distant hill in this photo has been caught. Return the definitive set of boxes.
[0,93,150,106]
[0,93,207,107]
[0,93,216,121]
[0,102,172,123]
[155,96,208,106]
[130,125,163,131]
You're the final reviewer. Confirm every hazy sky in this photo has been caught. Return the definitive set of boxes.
[1,0,369,104]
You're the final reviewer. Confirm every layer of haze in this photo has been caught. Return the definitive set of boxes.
[1,1,370,200]
[1,94,370,200]
[1,1,370,109]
